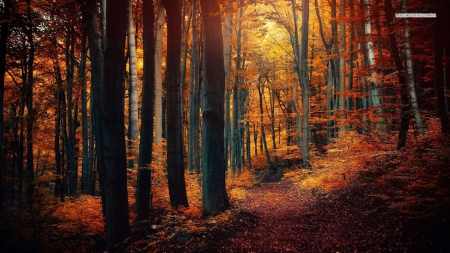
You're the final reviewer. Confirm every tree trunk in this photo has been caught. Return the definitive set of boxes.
[103,0,131,247]
[223,7,232,172]
[300,0,310,168]
[127,0,139,169]
[25,0,35,204]
[80,33,93,195]
[347,0,355,112]
[155,1,165,144]
[200,0,229,217]
[135,0,155,224]
[384,0,411,150]
[246,121,252,168]
[339,0,346,132]
[258,80,273,170]
[164,0,188,208]
[270,90,278,171]
[84,0,107,215]
[17,102,25,203]
[188,0,200,173]
[401,0,424,135]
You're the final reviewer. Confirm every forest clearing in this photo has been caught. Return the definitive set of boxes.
[0,0,449,252]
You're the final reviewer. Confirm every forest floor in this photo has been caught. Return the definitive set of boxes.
[125,135,450,253]
[126,168,449,252]
[1,135,449,253]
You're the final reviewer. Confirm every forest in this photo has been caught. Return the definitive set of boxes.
[0,0,449,252]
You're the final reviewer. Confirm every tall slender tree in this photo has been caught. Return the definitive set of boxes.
[127,0,139,169]
[188,0,200,173]
[135,0,155,224]
[200,0,228,217]
[164,0,188,208]
[102,0,131,247]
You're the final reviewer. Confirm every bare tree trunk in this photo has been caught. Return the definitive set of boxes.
[155,1,165,144]
[270,89,278,171]
[231,2,244,173]
[127,0,139,169]
[384,0,410,150]
[339,0,346,132]
[103,0,131,247]
[80,33,93,194]
[347,0,355,112]
[135,0,155,224]
[223,7,232,172]
[402,0,424,135]
[164,0,188,208]
[258,80,273,170]
[200,0,229,217]
[299,0,310,168]
[188,0,200,173]
[25,0,35,204]
[84,0,107,215]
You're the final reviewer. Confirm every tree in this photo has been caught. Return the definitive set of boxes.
[384,0,410,150]
[102,0,131,247]
[200,0,229,217]
[135,0,154,224]
[164,0,188,208]
[402,0,424,135]
[127,0,139,169]
[0,0,12,210]
[154,0,164,145]
[188,0,200,173]
[299,0,310,168]
[83,0,107,213]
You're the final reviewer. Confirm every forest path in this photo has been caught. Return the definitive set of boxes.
[224,180,362,252]
[214,180,406,253]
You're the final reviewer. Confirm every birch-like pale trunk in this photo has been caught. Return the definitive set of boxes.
[402,0,424,135]
[127,0,139,169]
[155,1,165,144]
[291,0,302,147]
[300,0,310,168]
[363,0,380,107]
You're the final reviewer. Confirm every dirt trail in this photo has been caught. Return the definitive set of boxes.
[215,180,422,253]
[230,181,319,252]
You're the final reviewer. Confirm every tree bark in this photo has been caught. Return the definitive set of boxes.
[300,0,310,168]
[384,0,411,150]
[223,6,232,172]
[164,0,188,208]
[103,0,131,247]
[84,0,107,215]
[401,0,423,135]
[200,0,229,217]
[127,0,139,169]
[188,0,200,173]
[135,0,155,224]
[25,0,35,204]
[155,1,165,144]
